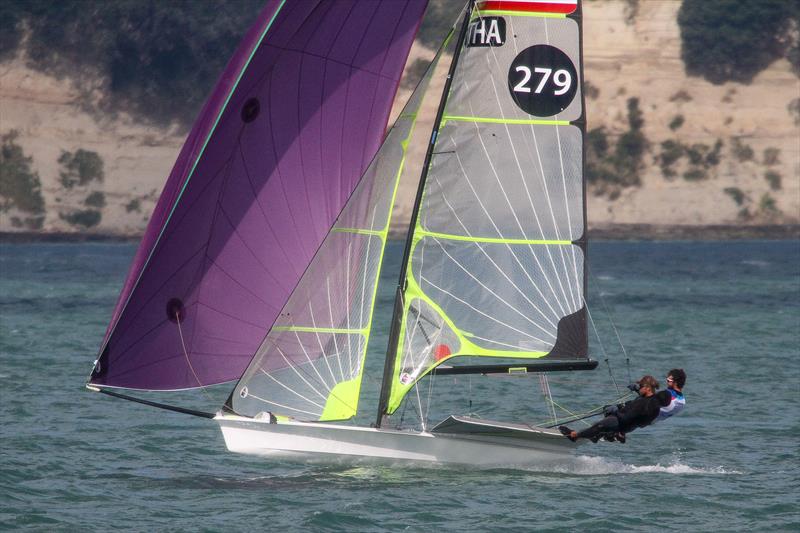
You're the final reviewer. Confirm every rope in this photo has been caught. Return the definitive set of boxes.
[587,265,634,385]
[586,305,621,395]
[176,315,215,405]
[538,391,635,428]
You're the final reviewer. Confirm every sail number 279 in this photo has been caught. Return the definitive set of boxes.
[508,44,578,117]
[512,66,572,96]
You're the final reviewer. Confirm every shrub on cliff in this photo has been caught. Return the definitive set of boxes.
[59,149,104,189]
[0,131,46,218]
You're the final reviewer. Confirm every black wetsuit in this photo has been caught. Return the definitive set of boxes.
[576,392,671,440]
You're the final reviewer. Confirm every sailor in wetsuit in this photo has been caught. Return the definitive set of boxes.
[559,369,686,444]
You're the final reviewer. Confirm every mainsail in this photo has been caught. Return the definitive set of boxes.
[89,1,429,390]
[380,0,587,416]
[230,39,454,422]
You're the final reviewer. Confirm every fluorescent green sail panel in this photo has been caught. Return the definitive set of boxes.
[231,46,445,421]
[386,8,586,415]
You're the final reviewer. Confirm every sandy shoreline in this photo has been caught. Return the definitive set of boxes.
[2,224,798,244]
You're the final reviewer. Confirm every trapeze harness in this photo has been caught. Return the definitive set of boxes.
[654,389,685,422]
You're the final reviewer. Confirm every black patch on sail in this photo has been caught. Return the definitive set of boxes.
[241,97,260,123]
[546,307,587,358]
[508,44,577,117]
[166,298,185,323]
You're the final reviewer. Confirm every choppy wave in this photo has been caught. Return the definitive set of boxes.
[553,454,742,475]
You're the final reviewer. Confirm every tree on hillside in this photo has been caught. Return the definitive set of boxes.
[3,0,262,126]
[678,0,799,84]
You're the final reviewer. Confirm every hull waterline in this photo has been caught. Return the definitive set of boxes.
[216,414,578,466]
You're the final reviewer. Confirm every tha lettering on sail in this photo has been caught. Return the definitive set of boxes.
[467,17,505,47]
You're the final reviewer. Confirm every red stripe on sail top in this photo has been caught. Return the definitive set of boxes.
[477,0,577,14]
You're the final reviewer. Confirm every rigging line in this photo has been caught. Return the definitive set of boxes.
[586,305,621,395]
[587,265,631,365]
[420,272,552,344]
[423,321,445,425]
[92,388,215,419]
[176,314,215,405]
[325,276,346,382]
[306,302,340,385]
[433,176,559,329]
[427,236,556,338]
[257,368,325,410]
[539,373,558,424]
[471,53,569,319]
[413,381,427,432]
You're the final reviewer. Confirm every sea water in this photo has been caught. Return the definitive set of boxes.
[1,240,798,531]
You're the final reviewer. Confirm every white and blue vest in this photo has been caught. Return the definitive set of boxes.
[655,389,685,422]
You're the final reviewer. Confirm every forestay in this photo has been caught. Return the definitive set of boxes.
[384,0,587,414]
[89,0,428,391]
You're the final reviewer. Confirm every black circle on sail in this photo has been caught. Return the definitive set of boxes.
[241,97,260,123]
[166,298,185,323]
[508,45,577,117]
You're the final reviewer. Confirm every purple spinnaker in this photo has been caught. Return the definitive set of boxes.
[91,0,428,390]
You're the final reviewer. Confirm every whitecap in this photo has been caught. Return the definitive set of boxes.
[549,455,742,476]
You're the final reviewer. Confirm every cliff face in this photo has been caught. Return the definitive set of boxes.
[1,0,797,236]
[583,0,798,227]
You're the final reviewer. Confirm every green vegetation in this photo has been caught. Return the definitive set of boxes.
[758,193,779,217]
[723,187,746,206]
[764,170,782,191]
[84,191,106,208]
[125,198,141,213]
[58,150,104,189]
[668,115,684,131]
[658,140,683,178]
[584,81,600,100]
[657,139,722,181]
[0,131,46,229]
[677,0,799,84]
[587,98,648,197]
[60,209,101,228]
[731,138,754,162]
[669,90,692,103]
[762,147,780,166]
[790,99,800,126]
[623,0,640,25]
[2,1,263,125]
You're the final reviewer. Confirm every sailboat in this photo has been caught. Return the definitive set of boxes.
[88,0,600,466]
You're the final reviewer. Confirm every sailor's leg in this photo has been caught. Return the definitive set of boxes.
[576,416,620,441]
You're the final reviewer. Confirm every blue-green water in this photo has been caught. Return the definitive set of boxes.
[1,241,798,531]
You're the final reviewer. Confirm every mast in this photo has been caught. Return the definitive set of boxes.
[376,0,475,428]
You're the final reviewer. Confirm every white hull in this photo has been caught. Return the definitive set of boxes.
[216,414,577,466]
